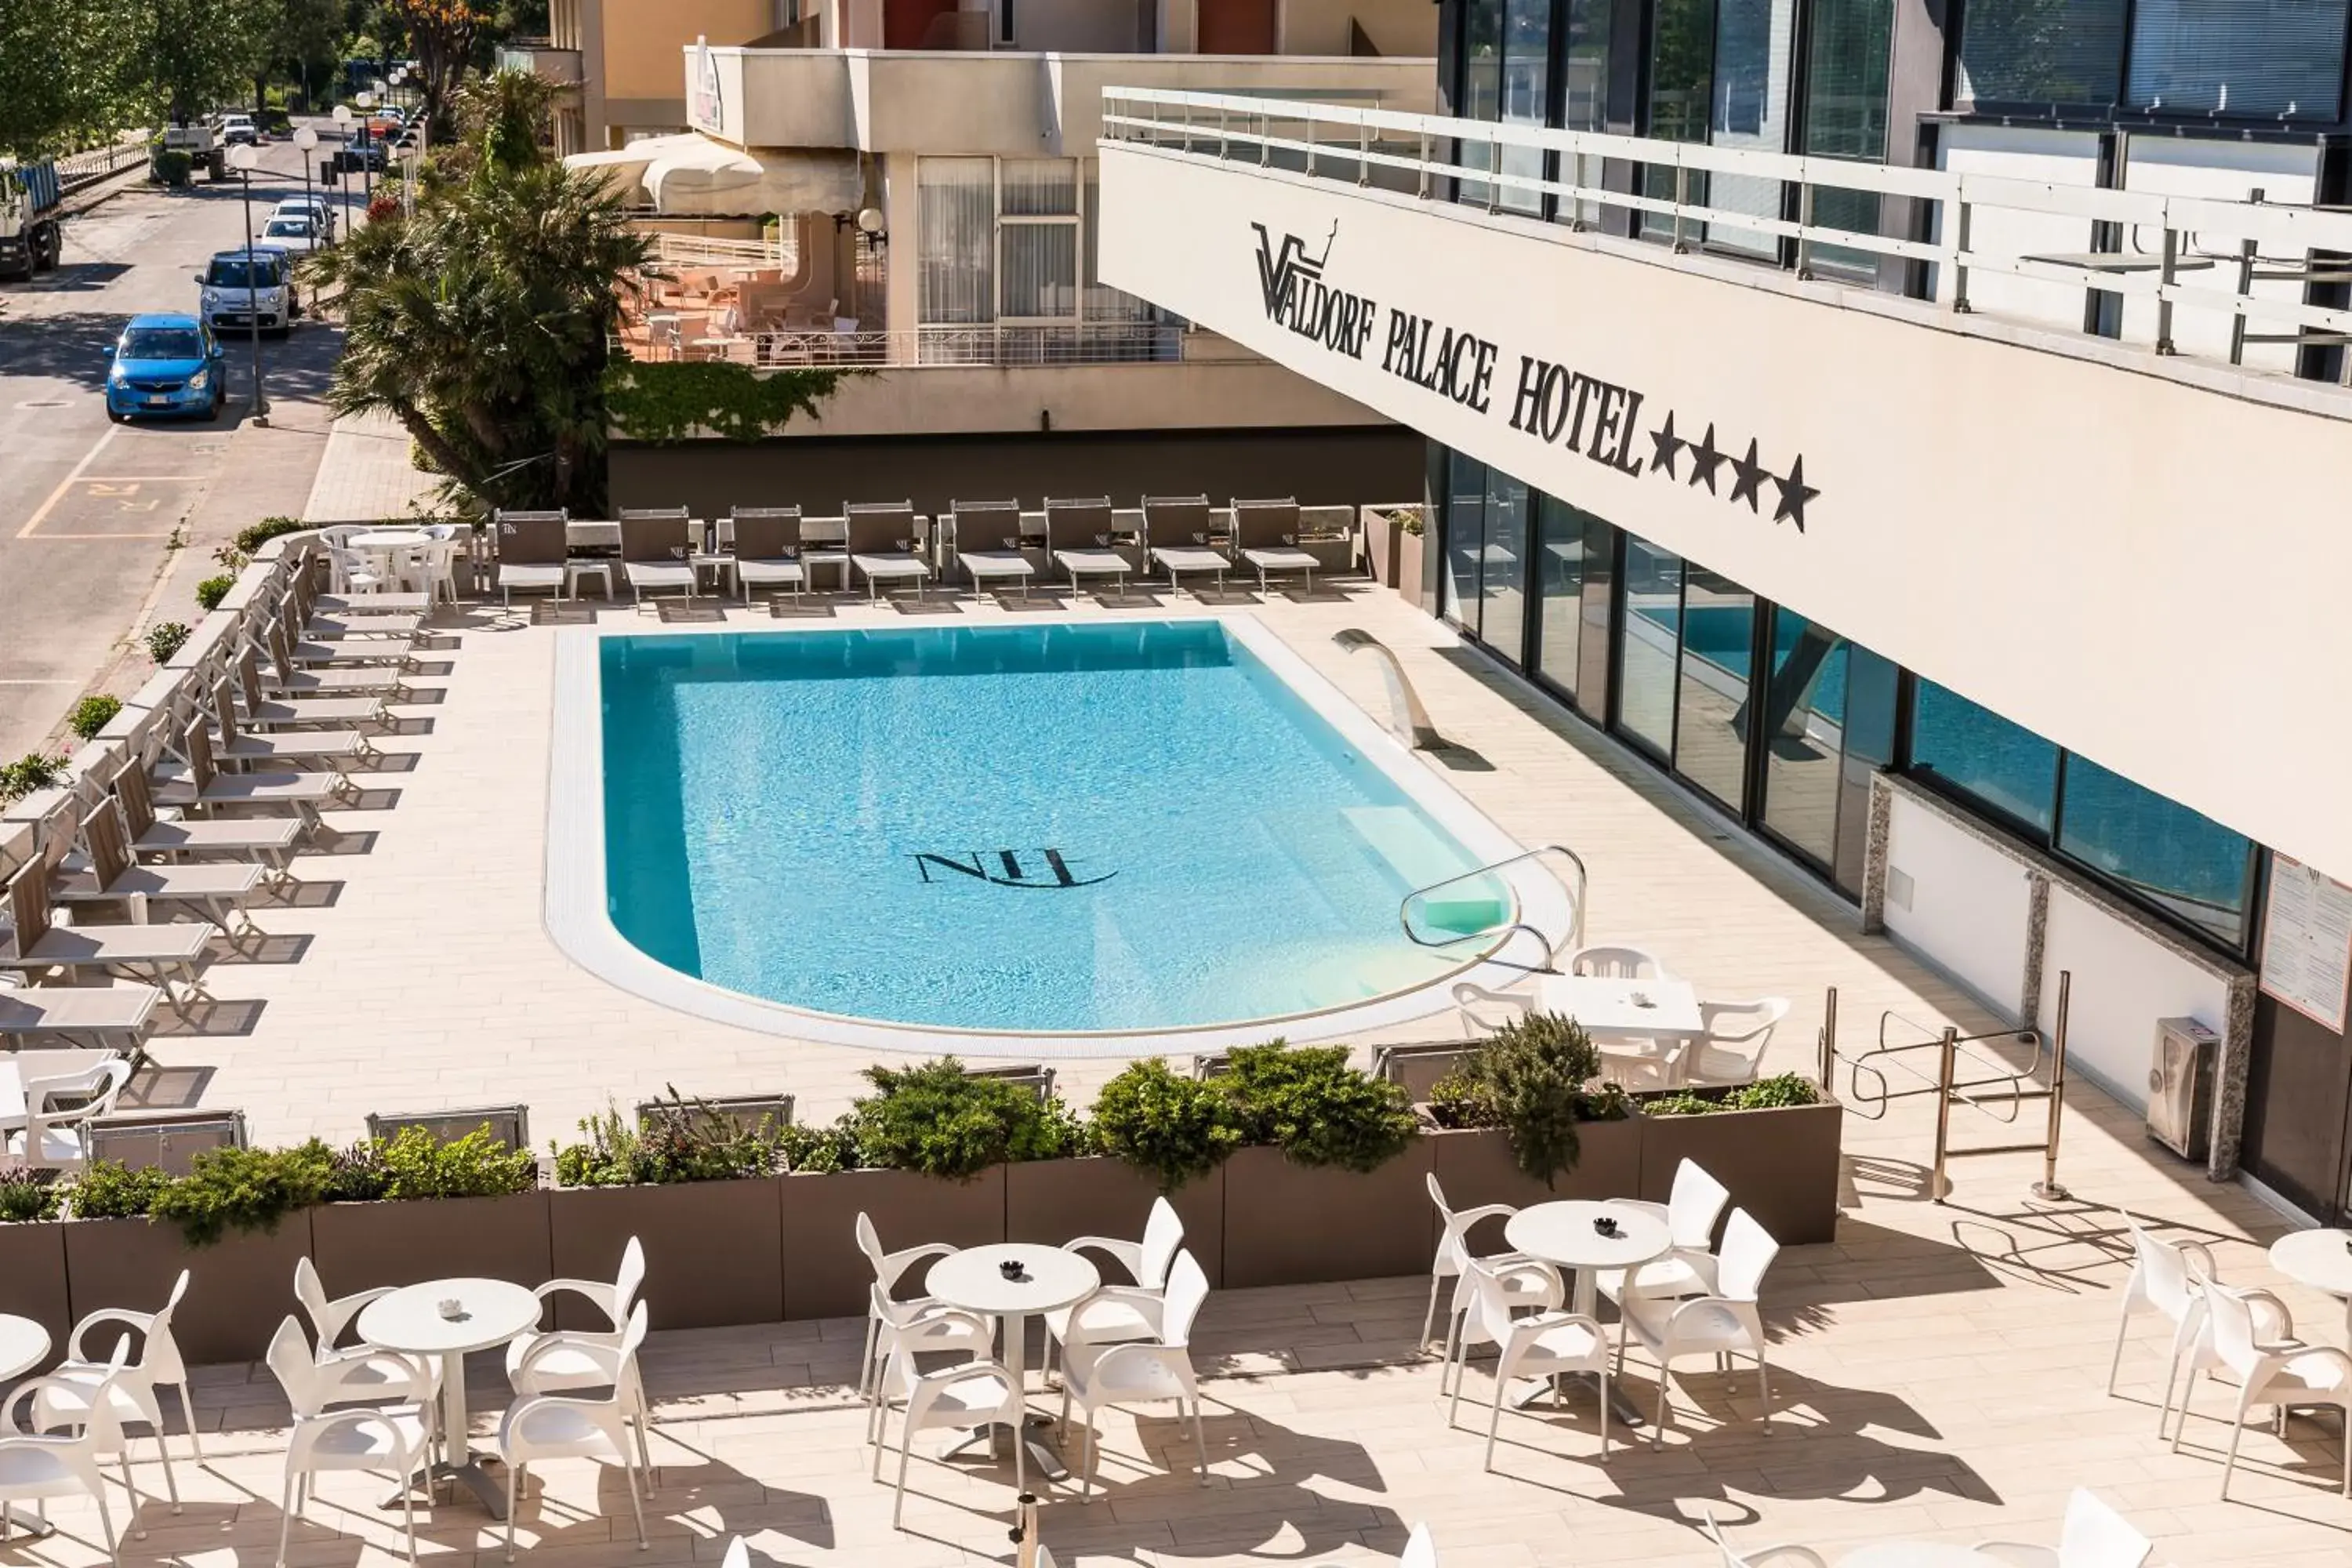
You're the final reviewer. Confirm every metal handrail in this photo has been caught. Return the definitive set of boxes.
[1841,1013,2044,1122]
[1399,842,1586,967]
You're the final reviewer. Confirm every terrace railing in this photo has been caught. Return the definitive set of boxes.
[1100,86,2352,383]
[620,321,1189,367]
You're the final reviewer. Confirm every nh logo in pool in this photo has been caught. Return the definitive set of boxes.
[912,850,1115,889]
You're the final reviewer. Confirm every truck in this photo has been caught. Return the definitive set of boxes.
[0,160,62,281]
[162,124,227,182]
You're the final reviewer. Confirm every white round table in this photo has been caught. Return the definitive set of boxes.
[1504,1200,1675,1319]
[348,530,430,550]
[1835,1543,1988,1567]
[2270,1229,2352,1339]
[925,1243,1101,1480]
[357,1277,541,1518]
[0,1315,54,1537]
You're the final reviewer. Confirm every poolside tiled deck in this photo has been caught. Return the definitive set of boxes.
[60,581,2351,1565]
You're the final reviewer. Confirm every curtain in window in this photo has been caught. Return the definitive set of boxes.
[2125,0,2347,116]
[917,158,995,325]
[1956,0,2126,105]
[1000,158,1078,216]
[1706,0,1795,257]
[1002,223,1078,318]
[1801,0,1893,278]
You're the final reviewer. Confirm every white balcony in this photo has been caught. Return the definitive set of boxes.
[496,40,583,85]
[1093,88,2352,890]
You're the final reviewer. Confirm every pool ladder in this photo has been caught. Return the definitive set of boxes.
[1399,843,1587,974]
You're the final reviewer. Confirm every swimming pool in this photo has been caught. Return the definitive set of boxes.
[549,616,1572,1051]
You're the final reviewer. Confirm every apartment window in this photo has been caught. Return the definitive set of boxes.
[1798,0,1893,279]
[2125,0,2349,117]
[2057,756,2256,946]
[1706,0,1796,256]
[1955,0,2127,106]
[1642,0,1715,239]
[918,158,1163,351]
[1560,0,1613,131]
[1000,158,1078,321]
[1908,678,2060,833]
[1674,564,1756,808]
[1534,495,1588,697]
[1615,537,1682,758]
[917,158,996,325]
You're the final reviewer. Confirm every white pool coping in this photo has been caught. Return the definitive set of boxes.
[545,610,1577,1058]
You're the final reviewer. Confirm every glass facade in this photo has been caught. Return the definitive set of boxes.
[2057,757,2255,944]
[1909,679,2060,833]
[1534,494,1586,693]
[1615,538,1681,757]
[1674,566,1755,807]
[1799,0,1893,278]
[2125,0,2349,117]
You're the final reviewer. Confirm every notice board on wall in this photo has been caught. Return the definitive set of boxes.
[2259,855,2352,1033]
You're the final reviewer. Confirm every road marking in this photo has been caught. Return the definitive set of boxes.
[18,532,178,540]
[15,424,118,539]
[0,679,79,685]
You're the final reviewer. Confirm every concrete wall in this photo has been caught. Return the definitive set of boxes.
[1882,792,2034,1018]
[785,355,1392,437]
[1094,141,2352,888]
[609,425,1422,517]
[1278,0,1435,55]
[604,0,771,102]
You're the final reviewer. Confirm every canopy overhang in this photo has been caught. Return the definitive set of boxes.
[565,132,861,215]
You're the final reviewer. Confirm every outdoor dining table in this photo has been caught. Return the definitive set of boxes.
[1503,1199,1673,1422]
[924,1242,1100,1482]
[356,1276,541,1518]
[1534,975,1704,1083]
[2269,1228,2352,1340]
[0,1312,54,1537]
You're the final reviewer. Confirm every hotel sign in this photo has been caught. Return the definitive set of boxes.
[1250,220,1818,530]
[688,40,723,134]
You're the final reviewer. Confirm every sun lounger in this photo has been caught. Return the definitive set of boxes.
[51,799,263,941]
[846,501,929,601]
[1144,495,1230,597]
[169,720,348,833]
[234,646,387,730]
[0,982,162,1059]
[114,762,299,887]
[495,510,572,608]
[263,622,425,700]
[620,510,698,610]
[950,500,1036,600]
[285,560,423,637]
[728,507,807,603]
[1047,498,1131,595]
[2,866,212,1020]
[207,676,369,766]
[1232,498,1319,594]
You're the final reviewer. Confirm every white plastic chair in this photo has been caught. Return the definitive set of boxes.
[2180,1279,2352,1499]
[1401,1522,1436,1568]
[264,1316,434,1567]
[495,1301,652,1562]
[1685,998,1791,1087]
[1447,1256,1610,1470]
[0,1367,138,1567]
[854,1212,979,1400]
[1423,1173,1553,1374]
[1599,1159,1731,1307]
[1566,944,1668,978]
[1974,1486,2152,1566]
[509,1254,654,1471]
[870,1309,1025,1528]
[5,1058,132,1171]
[2104,1212,2220,1436]
[37,1268,201,1472]
[1047,1196,1186,1381]
[1616,1209,1779,1450]
[292,1258,441,1397]
[1058,1249,1212,1502]
[1700,1504,1827,1566]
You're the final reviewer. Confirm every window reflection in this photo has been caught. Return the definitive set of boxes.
[1759,608,1849,866]
[1675,564,1754,808]
[1911,678,2059,833]
[1480,467,1530,662]
[1616,538,1681,757]
[1442,453,1486,633]
[1535,495,1586,695]
[2058,755,2252,946]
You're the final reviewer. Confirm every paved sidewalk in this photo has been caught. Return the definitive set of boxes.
[301,408,445,522]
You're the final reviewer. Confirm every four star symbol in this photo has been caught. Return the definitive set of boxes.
[1726,438,1767,512]
[1647,412,1683,479]
[1684,423,1725,494]
[1770,456,1817,532]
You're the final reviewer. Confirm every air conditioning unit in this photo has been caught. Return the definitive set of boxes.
[2147,1017,2220,1161]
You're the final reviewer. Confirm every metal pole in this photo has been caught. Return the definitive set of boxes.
[2032,971,2073,1202]
[1930,1026,1958,1202]
[241,168,267,425]
[1009,1493,1040,1568]
[1819,985,1838,1094]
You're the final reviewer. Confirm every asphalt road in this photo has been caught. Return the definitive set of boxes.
[0,131,364,759]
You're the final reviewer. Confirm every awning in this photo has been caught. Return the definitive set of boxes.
[564,133,862,216]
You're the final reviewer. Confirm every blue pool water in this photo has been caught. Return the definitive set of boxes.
[599,622,1504,1033]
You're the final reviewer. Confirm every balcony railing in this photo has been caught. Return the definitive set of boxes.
[495,41,583,85]
[1101,87,2352,384]
[619,322,1190,367]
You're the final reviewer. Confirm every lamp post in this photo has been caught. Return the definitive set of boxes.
[293,124,318,236]
[355,90,376,213]
[330,104,353,235]
[227,143,268,426]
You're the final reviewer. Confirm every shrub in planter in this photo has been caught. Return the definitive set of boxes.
[554,1093,786,1186]
[194,575,237,612]
[376,1126,539,1199]
[66,1159,172,1219]
[775,1120,861,1173]
[0,1167,62,1223]
[1427,1012,1628,1186]
[850,1058,1090,1180]
[1643,1073,1823,1116]
[150,1142,332,1245]
[144,622,191,663]
[67,695,122,741]
[1091,1059,1243,1191]
[0,753,64,806]
[1218,1041,1417,1171]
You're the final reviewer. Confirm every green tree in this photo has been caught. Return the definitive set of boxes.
[270,0,351,111]
[305,107,649,511]
[0,0,147,158]
[147,0,276,122]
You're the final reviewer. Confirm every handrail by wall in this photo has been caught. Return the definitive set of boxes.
[1399,842,1586,968]
[1100,87,2352,384]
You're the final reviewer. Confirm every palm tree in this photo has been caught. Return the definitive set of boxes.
[305,100,648,514]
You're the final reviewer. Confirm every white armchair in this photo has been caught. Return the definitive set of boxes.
[503,1236,648,1462]
[1447,1257,1611,1471]
[1974,1486,2151,1566]
[264,1316,435,1568]
[1599,1159,1730,1308]
[5,1058,132,1172]
[494,1303,652,1562]
[1423,1172,1545,1363]
[2104,1212,2231,1439]
[1685,998,1791,1087]
[869,1310,1026,1528]
[1615,1209,1780,1450]
[1058,1250,1212,1502]
[1047,1196,1186,1381]
[1701,1504,1827,1566]
[0,1368,140,1567]
[36,1267,201,1475]
[1566,945,1668,978]
[854,1212,960,1399]
[2184,1279,2352,1500]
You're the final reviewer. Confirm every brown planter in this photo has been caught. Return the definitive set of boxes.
[1362,508,1402,586]
[61,1214,310,1365]
[1220,1141,1436,1289]
[1396,524,1425,604]
[547,1179,784,1330]
[310,1192,553,1295]
[1426,1119,1644,1218]
[778,1166,1006,1321]
[1638,1100,1844,1247]
[1004,1157,1227,1288]
[0,1221,72,1352]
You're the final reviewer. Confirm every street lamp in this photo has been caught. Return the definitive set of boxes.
[330,104,353,235]
[226,143,268,426]
[355,91,376,213]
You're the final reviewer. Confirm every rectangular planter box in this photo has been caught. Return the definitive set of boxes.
[546,1179,784,1330]
[1221,1140,1436,1289]
[0,1221,73,1351]
[61,1214,311,1365]
[779,1165,1006,1321]
[1426,1118,1644,1217]
[1638,1100,1844,1247]
[1004,1157,1227,1288]
[310,1192,554,1296]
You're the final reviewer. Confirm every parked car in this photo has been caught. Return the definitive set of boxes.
[219,114,259,147]
[272,195,335,239]
[106,313,225,422]
[256,214,320,254]
[194,246,296,336]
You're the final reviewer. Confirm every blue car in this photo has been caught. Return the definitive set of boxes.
[106,312,225,422]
